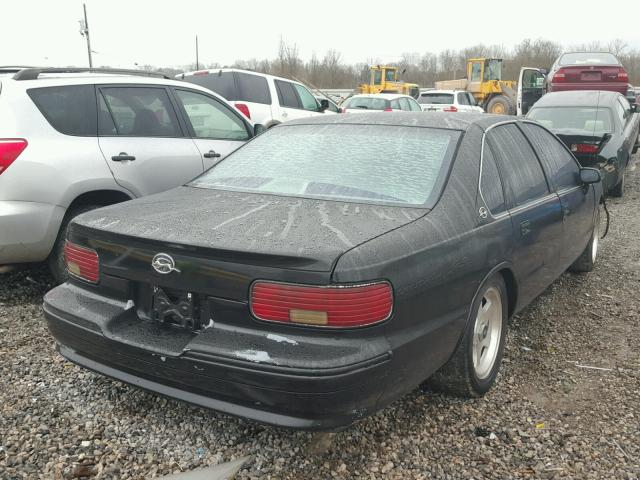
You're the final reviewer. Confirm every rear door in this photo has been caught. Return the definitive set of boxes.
[487,123,564,304]
[517,68,545,116]
[171,88,252,170]
[521,122,595,268]
[97,85,204,197]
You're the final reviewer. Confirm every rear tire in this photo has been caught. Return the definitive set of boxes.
[610,169,625,197]
[47,205,100,284]
[427,275,508,397]
[485,95,516,115]
[569,208,600,273]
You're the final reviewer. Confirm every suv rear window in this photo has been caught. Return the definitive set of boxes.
[183,71,237,99]
[559,52,620,65]
[190,124,460,207]
[235,73,271,104]
[28,85,97,136]
[419,93,454,105]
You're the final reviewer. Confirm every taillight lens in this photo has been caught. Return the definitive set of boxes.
[65,241,99,283]
[235,103,251,119]
[617,69,629,82]
[0,139,27,175]
[571,143,599,154]
[443,106,458,112]
[553,71,566,82]
[251,281,393,328]
[383,108,393,112]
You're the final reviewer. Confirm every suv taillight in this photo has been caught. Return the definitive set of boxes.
[250,281,393,328]
[0,139,27,175]
[235,103,251,119]
[65,241,99,283]
[443,106,458,112]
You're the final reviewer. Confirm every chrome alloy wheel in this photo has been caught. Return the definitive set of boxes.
[472,286,503,379]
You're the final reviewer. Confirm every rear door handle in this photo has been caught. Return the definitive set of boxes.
[520,220,531,237]
[111,152,136,161]
[203,150,221,159]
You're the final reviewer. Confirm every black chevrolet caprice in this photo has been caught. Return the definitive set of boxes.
[44,113,602,430]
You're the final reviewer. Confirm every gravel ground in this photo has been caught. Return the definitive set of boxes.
[1,157,639,480]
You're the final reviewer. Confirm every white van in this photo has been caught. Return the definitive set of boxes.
[178,68,335,127]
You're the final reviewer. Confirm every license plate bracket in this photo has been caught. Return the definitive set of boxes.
[151,286,202,331]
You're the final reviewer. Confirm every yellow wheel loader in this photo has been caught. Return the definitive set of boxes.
[358,66,420,98]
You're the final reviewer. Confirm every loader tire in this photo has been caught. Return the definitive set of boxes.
[486,95,516,115]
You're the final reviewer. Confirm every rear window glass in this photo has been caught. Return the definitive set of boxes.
[343,97,390,110]
[559,52,620,66]
[190,124,460,206]
[528,107,613,135]
[236,73,271,104]
[28,85,96,136]
[183,71,237,99]
[419,93,454,105]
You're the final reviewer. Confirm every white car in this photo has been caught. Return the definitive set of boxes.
[341,93,422,113]
[418,90,484,113]
[0,67,259,281]
[178,68,335,127]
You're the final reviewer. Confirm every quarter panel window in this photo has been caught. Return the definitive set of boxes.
[457,93,470,105]
[520,123,580,191]
[235,73,271,104]
[28,85,97,136]
[488,124,549,206]
[100,87,181,137]
[480,144,506,214]
[275,80,301,108]
[175,90,249,140]
[398,97,411,111]
[409,98,422,111]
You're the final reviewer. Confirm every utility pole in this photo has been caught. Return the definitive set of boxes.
[195,35,199,70]
[79,4,93,67]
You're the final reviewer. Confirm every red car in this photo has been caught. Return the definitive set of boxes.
[546,52,629,95]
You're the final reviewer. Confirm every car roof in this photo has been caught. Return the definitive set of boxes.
[347,93,414,100]
[178,67,305,86]
[284,111,511,131]
[419,90,462,95]
[533,90,622,107]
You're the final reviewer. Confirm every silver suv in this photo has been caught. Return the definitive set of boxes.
[0,67,260,281]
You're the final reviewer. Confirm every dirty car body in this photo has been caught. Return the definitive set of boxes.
[44,113,601,430]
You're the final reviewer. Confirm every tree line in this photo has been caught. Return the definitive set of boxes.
[154,38,640,89]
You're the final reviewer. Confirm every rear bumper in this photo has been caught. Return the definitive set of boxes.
[43,287,395,430]
[548,82,627,95]
[0,201,64,264]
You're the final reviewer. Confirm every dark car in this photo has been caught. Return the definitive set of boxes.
[546,52,629,95]
[527,90,640,196]
[43,113,602,430]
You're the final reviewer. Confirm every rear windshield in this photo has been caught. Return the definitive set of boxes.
[343,97,390,110]
[528,107,613,135]
[190,124,461,206]
[559,52,620,66]
[418,93,454,105]
[183,71,237,99]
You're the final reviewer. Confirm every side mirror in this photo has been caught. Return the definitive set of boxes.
[580,167,601,185]
[253,123,267,136]
[319,99,329,112]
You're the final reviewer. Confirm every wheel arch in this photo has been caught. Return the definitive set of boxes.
[67,189,133,212]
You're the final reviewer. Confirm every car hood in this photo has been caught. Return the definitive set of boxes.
[72,186,426,272]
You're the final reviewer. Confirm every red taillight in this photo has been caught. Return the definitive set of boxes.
[617,69,628,82]
[235,103,251,119]
[64,241,99,283]
[553,71,566,82]
[0,139,27,175]
[250,281,393,328]
[443,106,458,112]
[571,143,599,154]
[383,108,393,112]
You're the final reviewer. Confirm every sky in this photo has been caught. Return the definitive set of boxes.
[3,0,640,69]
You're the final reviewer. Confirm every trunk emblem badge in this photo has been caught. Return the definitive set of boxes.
[152,253,181,274]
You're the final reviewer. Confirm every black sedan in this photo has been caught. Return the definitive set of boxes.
[527,90,640,196]
[44,113,602,430]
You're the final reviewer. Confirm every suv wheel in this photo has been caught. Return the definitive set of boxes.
[427,274,508,397]
[47,205,99,283]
